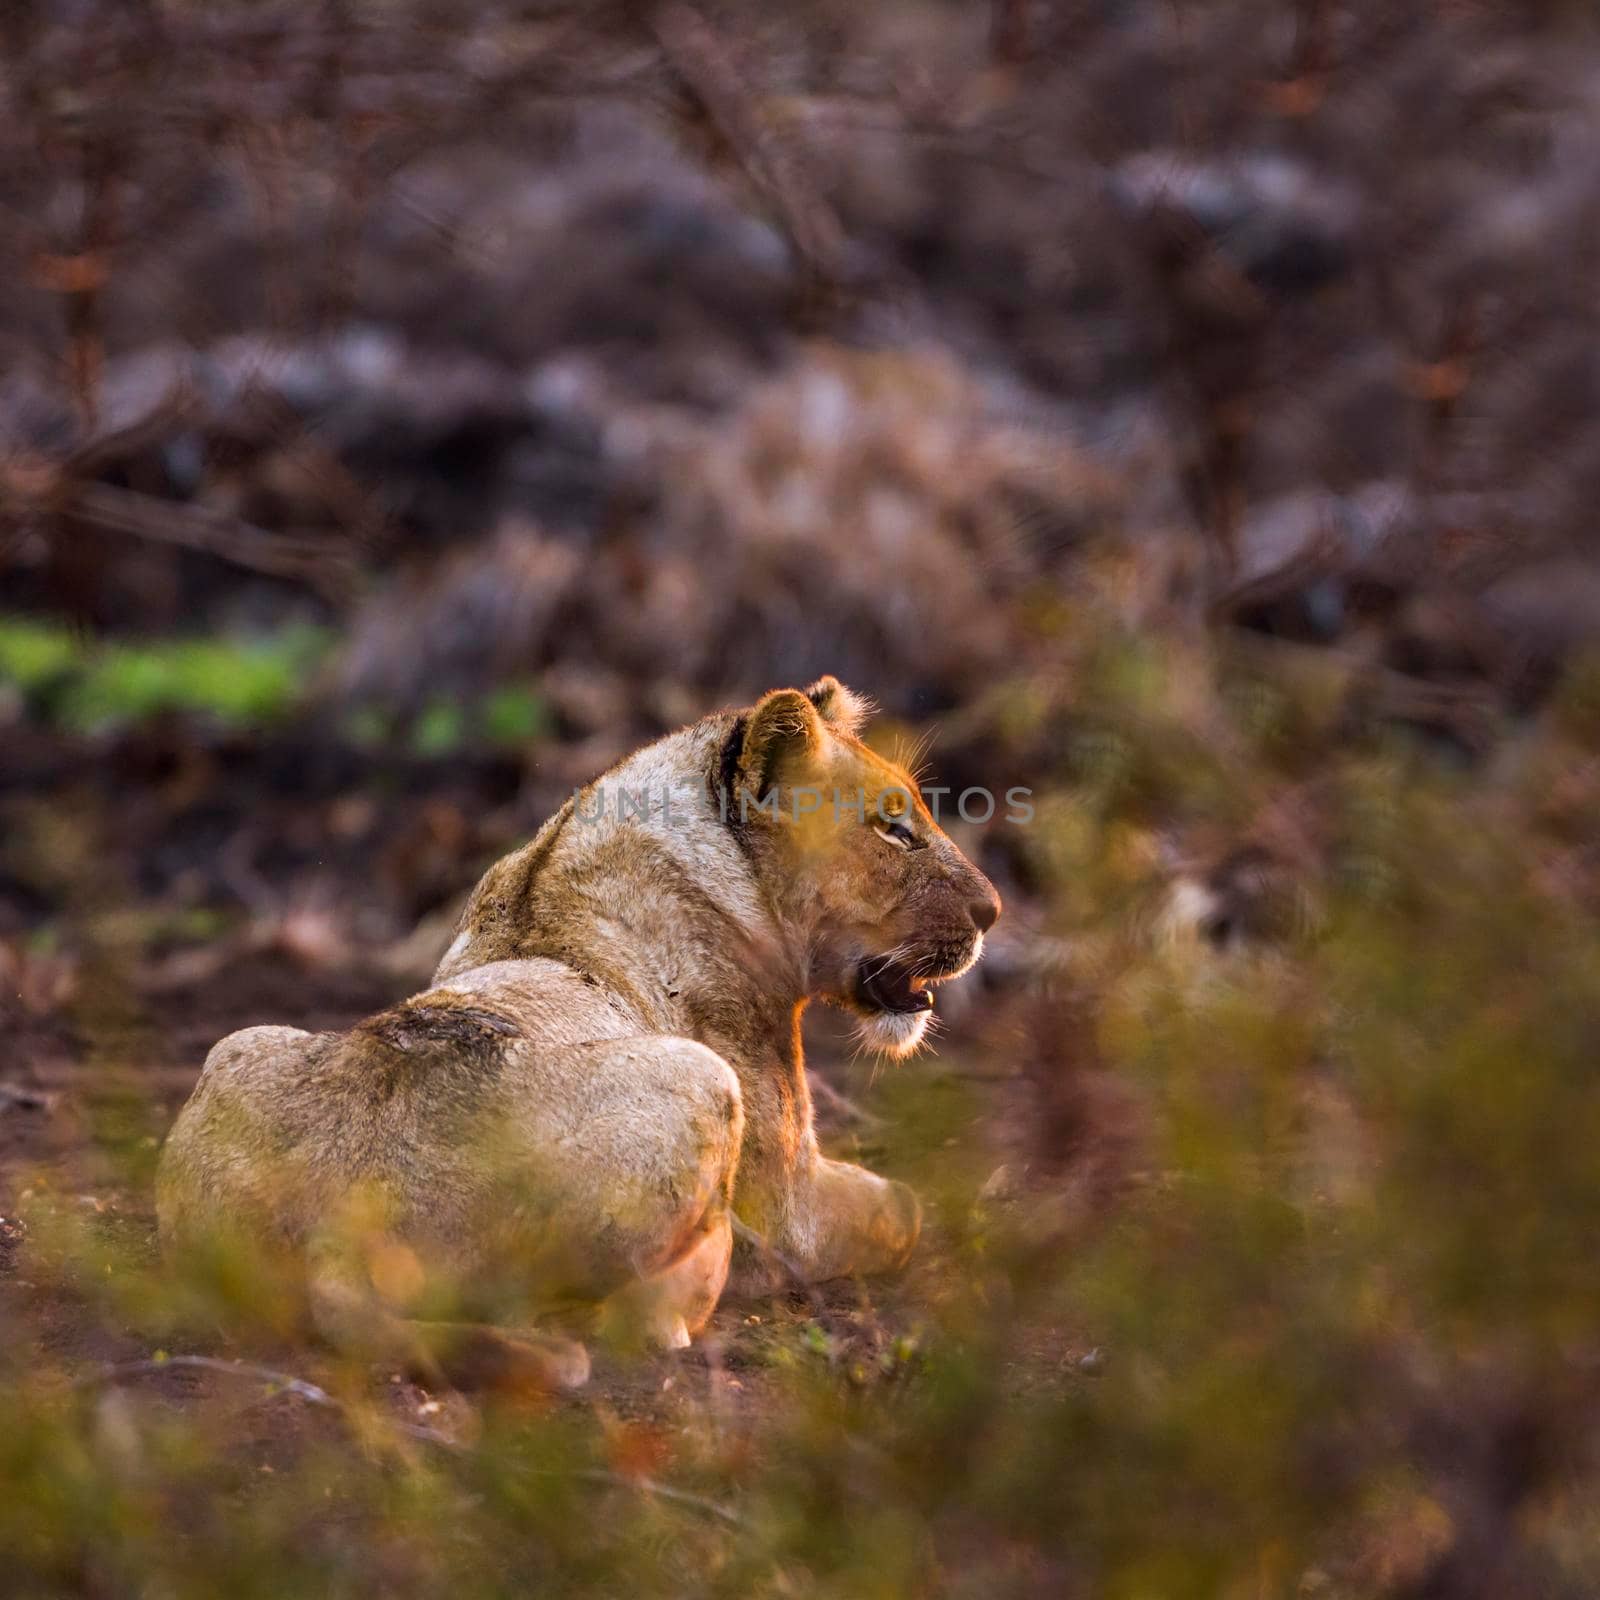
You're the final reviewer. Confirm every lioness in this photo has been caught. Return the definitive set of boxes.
[158,678,999,1388]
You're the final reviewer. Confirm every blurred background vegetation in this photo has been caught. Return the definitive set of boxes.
[8,1,1600,1595]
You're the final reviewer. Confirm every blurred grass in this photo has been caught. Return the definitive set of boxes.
[11,628,1600,1596]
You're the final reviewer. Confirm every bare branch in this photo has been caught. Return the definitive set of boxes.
[653,2,847,306]
[65,482,359,603]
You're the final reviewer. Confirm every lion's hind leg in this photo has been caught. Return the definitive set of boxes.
[307,1254,592,1396]
[598,1208,734,1350]
[309,1032,747,1371]
[539,1036,744,1351]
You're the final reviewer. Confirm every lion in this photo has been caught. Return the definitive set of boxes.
[157,677,1000,1390]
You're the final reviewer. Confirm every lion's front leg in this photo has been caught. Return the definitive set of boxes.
[783,1156,922,1284]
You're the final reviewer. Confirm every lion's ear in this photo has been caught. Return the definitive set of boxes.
[804,675,870,737]
[740,688,824,801]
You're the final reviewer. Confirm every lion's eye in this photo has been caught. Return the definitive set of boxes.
[873,821,921,851]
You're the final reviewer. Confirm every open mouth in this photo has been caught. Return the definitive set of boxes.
[854,956,936,1016]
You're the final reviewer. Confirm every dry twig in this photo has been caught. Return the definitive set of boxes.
[79,1353,744,1525]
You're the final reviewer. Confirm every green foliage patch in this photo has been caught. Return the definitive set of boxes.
[0,616,331,733]
[0,618,549,752]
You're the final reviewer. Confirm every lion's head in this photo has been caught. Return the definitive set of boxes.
[727,676,1001,1056]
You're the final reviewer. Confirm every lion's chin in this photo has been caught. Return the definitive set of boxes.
[855,1007,932,1059]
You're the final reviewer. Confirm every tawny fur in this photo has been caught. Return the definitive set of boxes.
[157,678,999,1385]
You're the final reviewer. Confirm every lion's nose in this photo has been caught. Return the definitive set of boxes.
[968,893,1000,934]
